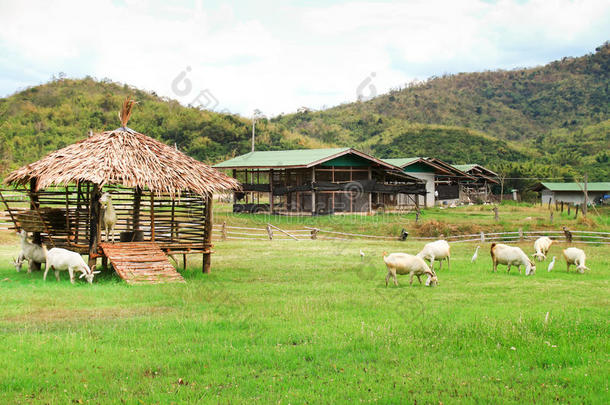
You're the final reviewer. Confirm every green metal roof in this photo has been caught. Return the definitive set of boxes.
[214,148,349,168]
[213,148,399,170]
[539,182,610,192]
[382,158,420,168]
[452,164,477,172]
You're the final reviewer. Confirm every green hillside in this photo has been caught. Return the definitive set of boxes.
[0,44,608,187]
[270,43,610,183]
[0,78,326,176]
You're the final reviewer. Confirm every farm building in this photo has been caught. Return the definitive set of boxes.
[531,182,610,205]
[382,157,474,207]
[452,164,499,202]
[213,148,426,214]
[1,100,239,282]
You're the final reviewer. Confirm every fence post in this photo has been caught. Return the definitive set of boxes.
[493,206,499,222]
[560,202,564,213]
[567,204,571,215]
[519,228,523,241]
[574,204,579,219]
[550,210,554,224]
[266,224,273,240]
[221,221,227,241]
[310,228,318,240]
[480,232,485,243]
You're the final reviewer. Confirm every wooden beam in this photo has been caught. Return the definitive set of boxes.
[311,167,316,215]
[269,169,274,213]
[202,194,213,274]
[88,183,101,271]
[133,186,142,231]
[29,178,42,271]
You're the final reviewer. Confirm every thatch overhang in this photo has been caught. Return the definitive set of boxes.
[4,126,240,197]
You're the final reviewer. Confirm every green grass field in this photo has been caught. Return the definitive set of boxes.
[1,233,608,403]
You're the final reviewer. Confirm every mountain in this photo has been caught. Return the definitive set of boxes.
[0,77,325,176]
[270,43,609,182]
[1,44,608,187]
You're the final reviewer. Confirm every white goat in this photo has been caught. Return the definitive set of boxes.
[383,252,438,287]
[99,192,117,243]
[42,246,100,284]
[417,240,451,270]
[490,243,536,275]
[533,236,554,261]
[562,247,589,273]
[13,230,46,273]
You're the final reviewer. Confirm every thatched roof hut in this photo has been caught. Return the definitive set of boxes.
[4,126,239,198]
[2,99,239,278]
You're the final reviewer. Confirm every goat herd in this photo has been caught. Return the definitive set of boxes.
[382,237,590,287]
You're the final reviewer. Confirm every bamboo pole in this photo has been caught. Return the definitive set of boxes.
[202,194,213,274]
[88,183,101,270]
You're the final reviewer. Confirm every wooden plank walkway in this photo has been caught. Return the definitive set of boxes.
[99,242,185,284]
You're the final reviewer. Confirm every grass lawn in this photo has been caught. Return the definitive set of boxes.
[0,234,608,404]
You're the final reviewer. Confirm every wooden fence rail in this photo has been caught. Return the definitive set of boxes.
[210,223,610,244]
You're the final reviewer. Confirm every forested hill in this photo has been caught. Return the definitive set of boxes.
[274,43,609,143]
[0,78,326,175]
[1,43,608,186]
[269,43,609,183]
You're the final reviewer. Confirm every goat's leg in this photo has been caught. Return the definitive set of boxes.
[392,270,398,286]
[447,256,450,270]
[55,270,60,282]
[111,225,115,243]
[566,263,570,273]
[492,259,497,273]
[43,265,51,281]
[68,267,75,284]
[385,270,390,287]
[416,275,422,284]
[409,273,414,285]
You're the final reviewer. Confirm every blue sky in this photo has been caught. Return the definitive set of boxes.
[0,0,608,117]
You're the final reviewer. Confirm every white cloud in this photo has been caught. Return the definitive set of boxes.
[0,0,608,117]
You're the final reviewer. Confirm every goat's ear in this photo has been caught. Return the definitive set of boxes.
[93,271,101,274]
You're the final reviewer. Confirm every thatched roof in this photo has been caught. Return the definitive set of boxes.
[4,102,240,197]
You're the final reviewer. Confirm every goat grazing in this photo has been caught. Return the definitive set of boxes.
[417,240,450,270]
[383,252,438,287]
[533,236,554,261]
[490,243,536,275]
[562,247,589,273]
[14,230,46,273]
[42,246,100,284]
[99,192,117,243]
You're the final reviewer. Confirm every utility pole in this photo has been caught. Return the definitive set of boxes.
[251,109,262,152]
[583,173,588,217]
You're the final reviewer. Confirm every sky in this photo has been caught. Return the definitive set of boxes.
[0,0,608,117]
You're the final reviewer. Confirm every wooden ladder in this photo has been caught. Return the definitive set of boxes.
[99,242,185,284]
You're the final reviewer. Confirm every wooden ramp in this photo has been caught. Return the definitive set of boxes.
[99,242,185,285]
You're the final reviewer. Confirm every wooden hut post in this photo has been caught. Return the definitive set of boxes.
[133,186,142,232]
[29,178,42,271]
[202,194,213,274]
[269,169,274,213]
[88,183,102,270]
[311,167,316,215]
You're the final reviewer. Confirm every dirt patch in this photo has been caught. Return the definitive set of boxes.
[2,306,175,323]
[414,220,486,237]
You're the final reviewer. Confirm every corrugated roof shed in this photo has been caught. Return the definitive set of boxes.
[213,148,401,170]
[537,182,610,192]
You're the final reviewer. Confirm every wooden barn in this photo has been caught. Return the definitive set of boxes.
[452,164,499,202]
[1,100,239,283]
[382,157,474,207]
[213,148,426,214]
